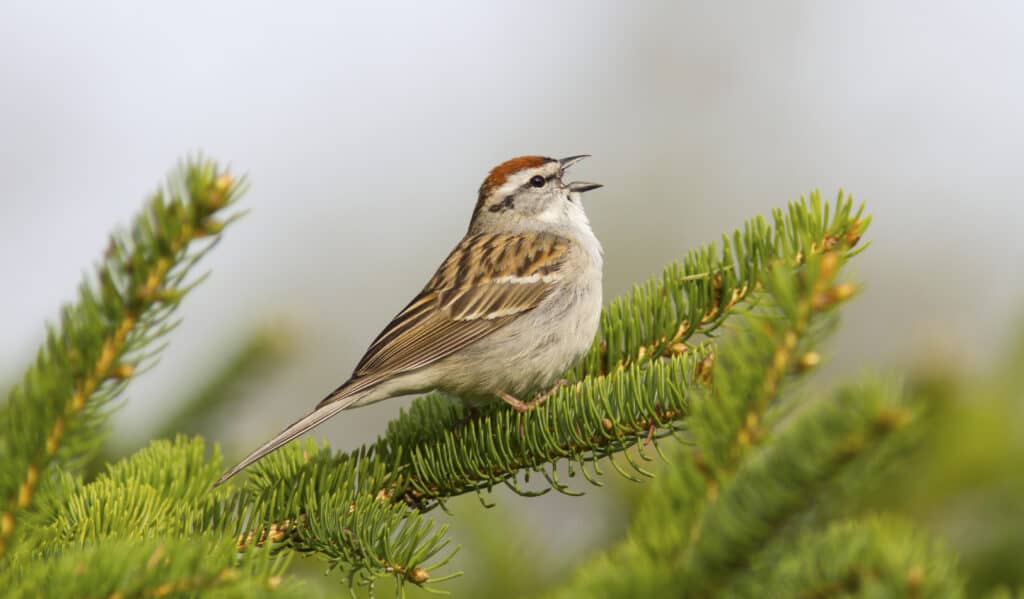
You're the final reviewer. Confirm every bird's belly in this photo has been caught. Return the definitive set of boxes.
[435,275,602,402]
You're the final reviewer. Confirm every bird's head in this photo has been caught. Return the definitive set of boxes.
[468,155,601,233]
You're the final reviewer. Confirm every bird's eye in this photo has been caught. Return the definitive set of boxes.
[529,175,546,188]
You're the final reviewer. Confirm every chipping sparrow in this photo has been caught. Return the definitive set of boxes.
[215,155,603,485]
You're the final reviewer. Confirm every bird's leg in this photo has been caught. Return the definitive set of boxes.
[498,379,570,413]
[498,392,538,413]
[643,401,661,446]
[643,421,656,446]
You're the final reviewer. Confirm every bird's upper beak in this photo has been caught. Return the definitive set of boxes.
[559,155,603,193]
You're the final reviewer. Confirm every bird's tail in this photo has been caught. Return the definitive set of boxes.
[213,384,366,486]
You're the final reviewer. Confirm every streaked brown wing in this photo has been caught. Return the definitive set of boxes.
[348,232,571,386]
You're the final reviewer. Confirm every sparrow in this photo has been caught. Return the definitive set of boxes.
[215,155,603,485]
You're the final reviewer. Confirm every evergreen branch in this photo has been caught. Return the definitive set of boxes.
[0,159,245,558]
[726,517,964,598]
[23,437,231,555]
[985,588,1024,599]
[644,250,868,595]
[1,536,312,598]
[694,250,853,477]
[232,440,458,590]
[571,190,867,379]
[396,350,703,506]
[542,285,956,598]
[543,246,919,598]
[673,378,916,596]
[4,436,317,597]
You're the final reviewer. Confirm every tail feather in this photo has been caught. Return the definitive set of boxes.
[213,387,364,486]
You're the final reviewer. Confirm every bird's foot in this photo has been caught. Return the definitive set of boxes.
[498,379,569,413]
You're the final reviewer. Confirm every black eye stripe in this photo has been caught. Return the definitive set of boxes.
[489,195,515,212]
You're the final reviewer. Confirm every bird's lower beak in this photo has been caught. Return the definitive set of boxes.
[567,181,603,193]
[559,155,601,193]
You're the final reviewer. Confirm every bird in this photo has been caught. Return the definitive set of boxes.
[214,155,603,485]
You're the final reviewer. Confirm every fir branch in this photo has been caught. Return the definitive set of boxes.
[559,252,852,595]
[634,249,871,596]
[693,249,853,477]
[233,440,459,590]
[0,159,244,558]
[3,436,318,596]
[726,517,964,598]
[1,535,312,599]
[542,256,946,598]
[673,378,917,595]
[24,436,232,555]
[571,190,867,379]
[394,349,703,507]
[985,588,1024,599]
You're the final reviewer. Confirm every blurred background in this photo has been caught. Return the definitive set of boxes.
[2,1,1022,595]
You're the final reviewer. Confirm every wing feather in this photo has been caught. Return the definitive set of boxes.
[350,232,571,384]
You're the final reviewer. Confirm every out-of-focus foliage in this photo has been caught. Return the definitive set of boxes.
[862,315,1024,596]
[85,323,295,478]
[0,158,244,559]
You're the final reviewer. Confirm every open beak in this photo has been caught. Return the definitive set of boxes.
[559,155,602,193]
